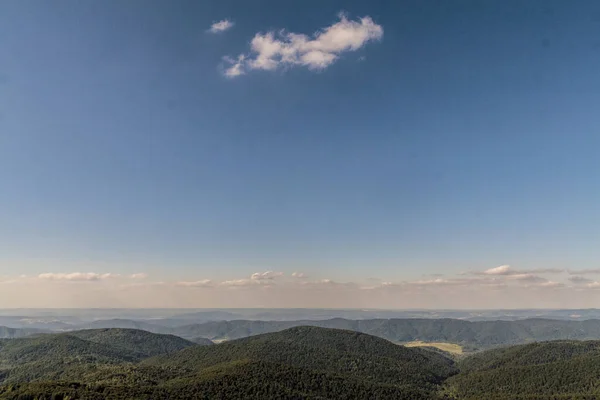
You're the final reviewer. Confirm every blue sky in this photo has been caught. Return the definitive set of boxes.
[1,0,599,307]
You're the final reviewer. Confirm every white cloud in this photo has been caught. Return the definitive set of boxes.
[38,272,119,281]
[251,271,284,280]
[223,13,383,77]
[208,19,234,34]
[478,265,563,276]
[130,273,148,279]
[482,265,515,275]
[176,280,213,288]
[222,55,246,77]
[292,272,307,279]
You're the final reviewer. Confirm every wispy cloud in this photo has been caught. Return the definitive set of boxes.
[251,271,284,280]
[533,281,565,288]
[38,272,120,281]
[480,265,515,275]
[507,273,548,283]
[568,269,600,275]
[476,265,563,276]
[130,273,148,279]
[208,19,234,34]
[176,280,213,288]
[569,276,594,285]
[220,279,272,287]
[292,272,307,279]
[223,13,383,77]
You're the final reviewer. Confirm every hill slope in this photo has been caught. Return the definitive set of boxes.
[68,328,195,357]
[0,329,195,384]
[446,340,600,399]
[145,326,458,392]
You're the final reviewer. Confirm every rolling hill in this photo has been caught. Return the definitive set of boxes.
[145,326,458,388]
[446,340,600,399]
[0,329,195,384]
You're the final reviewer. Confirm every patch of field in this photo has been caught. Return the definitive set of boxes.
[403,341,463,354]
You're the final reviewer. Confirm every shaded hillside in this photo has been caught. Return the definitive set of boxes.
[170,318,600,349]
[0,329,195,384]
[67,329,195,357]
[446,340,600,399]
[0,335,139,384]
[0,326,45,339]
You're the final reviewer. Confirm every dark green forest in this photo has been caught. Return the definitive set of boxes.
[3,326,600,399]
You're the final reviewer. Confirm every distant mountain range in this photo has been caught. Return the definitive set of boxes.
[165,318,600,350]
[5,308,600,331]
[12,317,600,350]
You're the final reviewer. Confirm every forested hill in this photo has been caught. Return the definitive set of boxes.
[144,326,458,388]
[169,318,600,348]
[446,340,600,399]
[0,329,196,384]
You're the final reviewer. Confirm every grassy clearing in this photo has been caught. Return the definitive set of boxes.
[403,341,463,354]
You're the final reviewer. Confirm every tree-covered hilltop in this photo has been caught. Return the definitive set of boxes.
[145,326,458,388]
[445,340,600,399]
[0,329,196,384]
[67,329,198,357]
